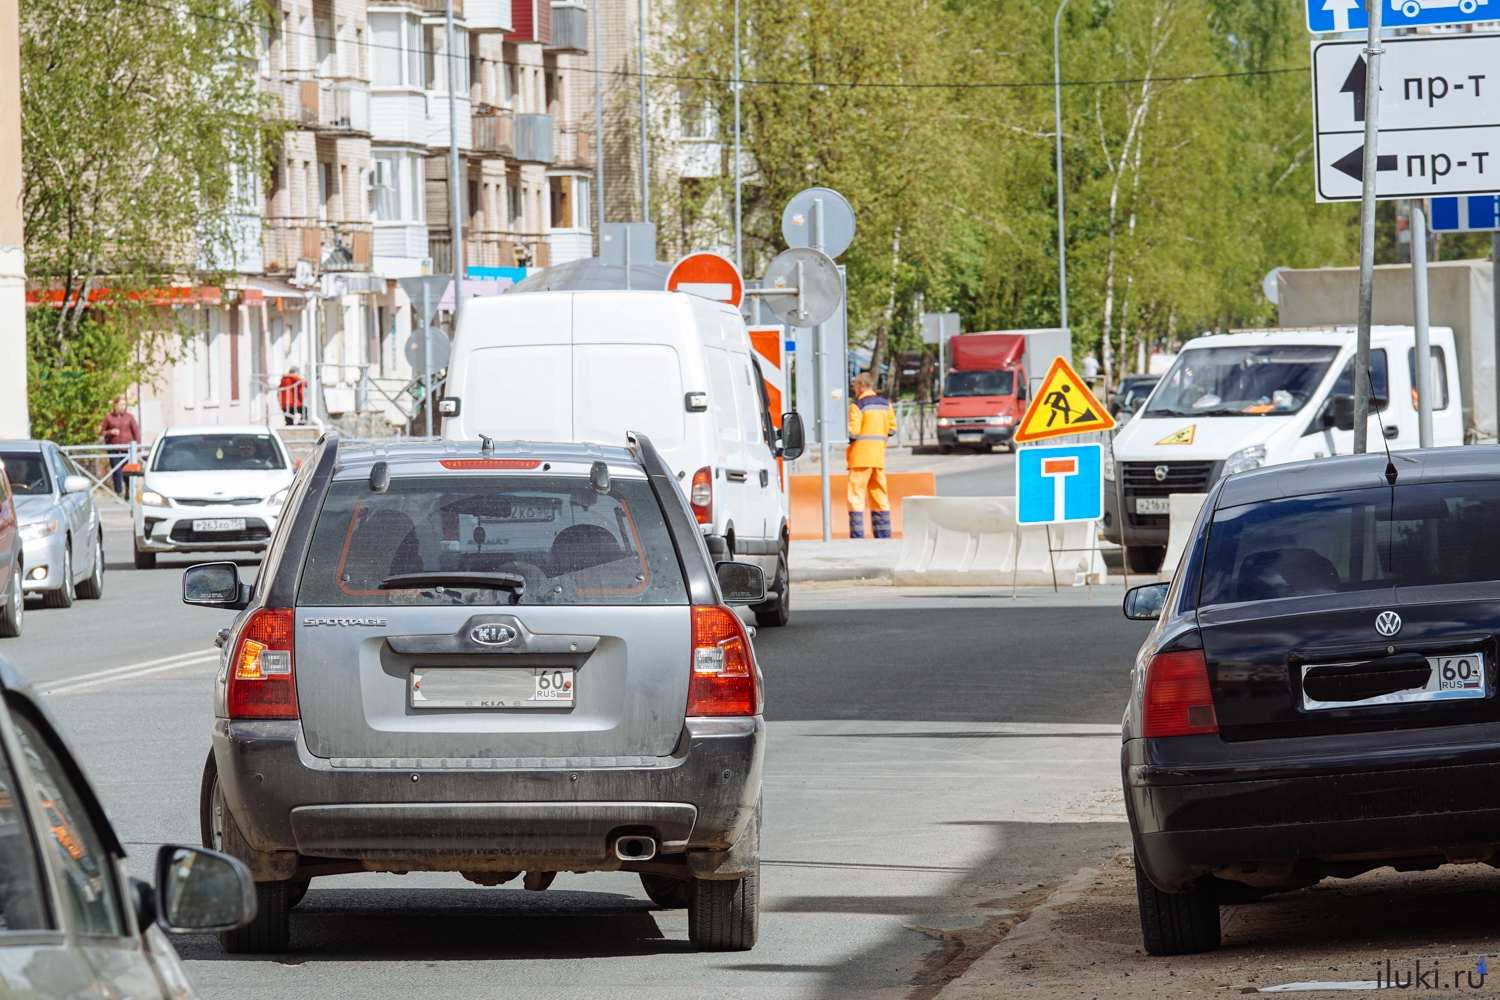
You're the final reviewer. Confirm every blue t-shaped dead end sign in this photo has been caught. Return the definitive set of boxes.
[1016,444,1104,525]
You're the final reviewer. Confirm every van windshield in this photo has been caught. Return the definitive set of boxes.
[1146,345,1338,417]
[944,370,1014,397]
[1200,482,1500,605]
[297,475,689,607]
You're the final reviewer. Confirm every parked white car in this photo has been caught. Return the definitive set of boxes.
[132,426,295,568]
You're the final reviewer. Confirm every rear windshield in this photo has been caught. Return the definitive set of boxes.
[297,475,689,607]
[1201,481,1500,605]
[945,370,1014,397]
[153,434,286,472]
[0,454,51,495]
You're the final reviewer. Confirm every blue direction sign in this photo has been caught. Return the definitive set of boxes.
[1308,0,1493,34]
[1016,444,1103,525]
[1430,195,1500,231]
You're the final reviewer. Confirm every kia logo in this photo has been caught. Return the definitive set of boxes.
[1375,611,1402,637]
[1154,465,1169,482]
[471,624,518,646]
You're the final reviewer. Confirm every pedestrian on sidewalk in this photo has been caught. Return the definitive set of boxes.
[1081,351,1100,388]
[846,372,897,539]
[99,396,140,496]
[278,367,306,425]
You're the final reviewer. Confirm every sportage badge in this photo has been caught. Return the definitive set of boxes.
[471,623,518,646]
[1376,611,1402,637]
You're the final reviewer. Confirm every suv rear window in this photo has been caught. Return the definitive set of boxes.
[1201,481,1500,605]
[297,475,688,607]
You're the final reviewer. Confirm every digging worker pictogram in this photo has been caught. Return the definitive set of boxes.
[1045,382,1075,427]
[846,372,897,538]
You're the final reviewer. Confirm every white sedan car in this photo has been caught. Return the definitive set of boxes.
[133,426,295,568]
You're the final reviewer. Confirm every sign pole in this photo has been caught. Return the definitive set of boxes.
[813,197,832,543]
[422,283,433,439]
[1411,201,1434,448]
[1495,231,1500,441]
[1353,2,1384,454]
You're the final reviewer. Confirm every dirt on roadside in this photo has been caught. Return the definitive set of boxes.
[936,852,1500,999]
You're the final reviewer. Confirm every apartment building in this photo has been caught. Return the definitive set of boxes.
[138,0,600,440]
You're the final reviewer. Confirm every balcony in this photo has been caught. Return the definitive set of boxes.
[553,126,590,168]
[515,113,553,163]
[546,3,586,52]
[416,0,462,14]
[472,108,514,156]
[262,217,373,275]
[465,0,511,32]
[265,78,371,135]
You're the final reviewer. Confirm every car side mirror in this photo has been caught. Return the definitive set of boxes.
[779,412,805,461]
[153,845,257,933]
[62,475,92,494]
[715,561,767,604]
[1329,394,1356,432]
[1123,582,1170,621]
[182,561,250,610]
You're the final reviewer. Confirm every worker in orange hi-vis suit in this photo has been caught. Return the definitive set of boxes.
[846,372,898,538]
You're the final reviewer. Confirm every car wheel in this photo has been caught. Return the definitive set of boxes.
[1125,545,1166,575]
[753,545,790,628]
[287,879,311,908]
[75,533,103,600]
[42,544,73,608]
[133,542,156,569]
[220,879,292,954]
[640,873,692,908]
[938,445,951,455]
[0,564,23,638]
[1134,858,1220,956]
[687,864,759,951]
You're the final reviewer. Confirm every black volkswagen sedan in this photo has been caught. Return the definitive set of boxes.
[1121,447,1500,955]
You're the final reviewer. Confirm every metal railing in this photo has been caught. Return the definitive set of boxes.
[472,109,514,155]
[58,443,144,507]
[893,401,938,448]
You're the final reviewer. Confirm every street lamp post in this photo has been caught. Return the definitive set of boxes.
[445,0,463,329]
[733,0,742,275]
[1053,0,1070,339]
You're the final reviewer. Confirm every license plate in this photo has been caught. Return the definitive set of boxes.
[957,432,983,441]
[410,667,574,709]
[1302,652,1486,710]
[1134,498,1171,514]
[192,518,246,532]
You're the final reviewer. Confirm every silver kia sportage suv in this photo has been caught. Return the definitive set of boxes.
[183,432,766,953]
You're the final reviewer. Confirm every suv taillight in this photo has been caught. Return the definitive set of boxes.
[689,467,713,524]
[226,608,298,720]
[687,606,759,716]
[1142,648,1217,737]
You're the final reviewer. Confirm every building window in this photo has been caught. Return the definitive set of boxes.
[422,24,468,93]
[680,89,715,140]
[549,175,589,230]
[371,12,424,87]
[372,150,425,223]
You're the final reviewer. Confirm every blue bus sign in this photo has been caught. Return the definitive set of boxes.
[1308,0,1493,34]
[1430,195,1500,231]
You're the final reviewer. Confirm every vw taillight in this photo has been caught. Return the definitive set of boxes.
[687,606,759,716]
[689,467,713,524]
[226,608,298,719]
[1142,648,1217,737]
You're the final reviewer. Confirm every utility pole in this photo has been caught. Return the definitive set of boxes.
[813,198,831,543]
[0,0,27,438]
[593,0,604,244]
[446,0,464,327]
[1411,201,1433,448]
[638,0,649,225]
[733,0,742,275]
[1052,0,1070,341]
[1352,0,1384,454]
[1495,232,1500,443]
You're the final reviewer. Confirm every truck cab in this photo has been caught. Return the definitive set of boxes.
[1103,326,1463,573]
[936,333,1028,453]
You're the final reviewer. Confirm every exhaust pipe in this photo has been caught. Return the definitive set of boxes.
[614,835,657,861]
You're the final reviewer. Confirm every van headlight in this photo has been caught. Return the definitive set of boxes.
[987,415,1014,426]
[936,418,952,428]
[138,489,169,507]
[1221,445,1266,479]
[1103,449,1115,482]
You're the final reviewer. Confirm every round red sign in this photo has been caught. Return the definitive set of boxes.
[666,252,743,308]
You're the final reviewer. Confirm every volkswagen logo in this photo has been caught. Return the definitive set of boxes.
[1375,611,1402,637]
[1154,465,1169,483]
[471,624,518,646]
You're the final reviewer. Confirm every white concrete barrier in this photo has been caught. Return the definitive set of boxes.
[1159,492,1210,579]
[893,496,1107,587]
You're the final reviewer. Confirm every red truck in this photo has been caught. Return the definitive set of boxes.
[935,333,1028,453]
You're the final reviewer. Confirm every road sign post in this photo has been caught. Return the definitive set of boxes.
[1354,4,1383,455]
[1015,442,1104,597]
[1411,202,1435,447]
[399,275,452,437]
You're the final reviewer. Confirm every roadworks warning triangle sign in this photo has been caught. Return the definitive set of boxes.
[1013,357,1116,443]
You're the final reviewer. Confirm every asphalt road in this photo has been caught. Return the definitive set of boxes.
[1,511,1139,1000]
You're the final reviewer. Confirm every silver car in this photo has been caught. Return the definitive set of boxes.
[0,441,104,608]
[182,433,767,953]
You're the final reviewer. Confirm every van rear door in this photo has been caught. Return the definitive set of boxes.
[571,294,687,453]
[455,294,573,441]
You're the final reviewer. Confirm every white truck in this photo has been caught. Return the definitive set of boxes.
[1103,325,1463,573]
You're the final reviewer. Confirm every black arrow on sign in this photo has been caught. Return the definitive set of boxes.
[1332,145,1398,181]
[1341,56,1367,122]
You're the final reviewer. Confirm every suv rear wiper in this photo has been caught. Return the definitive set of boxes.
[380,572,527,594]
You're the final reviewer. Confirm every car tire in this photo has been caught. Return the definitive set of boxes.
[0,563,23,638]
[938,445,951,455]
[287,879,311,908]
[687,865,759,951]
[640,873,693,909]
[75,533,103,600]
[133,543,156,569]
[753,544,790,628]
[1135,858,1220,956]
[42,544,73,609]
[220,879,292,954]
[1125,545,1166,575]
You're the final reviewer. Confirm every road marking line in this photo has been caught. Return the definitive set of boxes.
[42,650,220,695]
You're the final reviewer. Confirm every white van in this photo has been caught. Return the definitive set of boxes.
[1104,325,1463,573]
[441,289,803,626]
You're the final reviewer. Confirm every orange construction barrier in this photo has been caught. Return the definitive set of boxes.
[789,472,936,540]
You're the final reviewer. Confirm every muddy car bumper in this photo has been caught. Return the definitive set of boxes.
[213,715,763,871]
[1125,731,1500,890]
